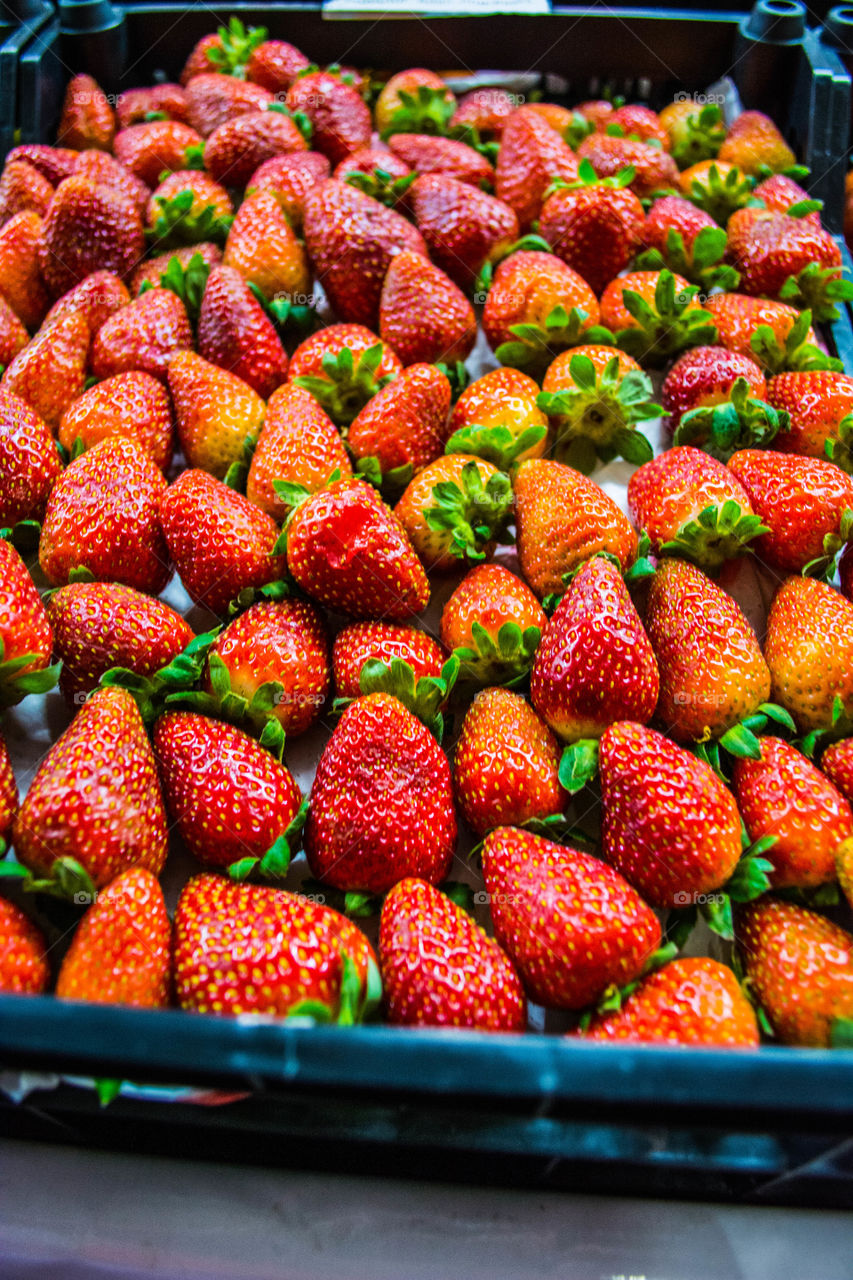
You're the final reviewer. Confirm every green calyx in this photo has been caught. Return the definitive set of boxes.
[183,143,207,172]
[799,694,853,759]
[563,111,595,151]
[266,102,313,144]
[0,854,96,904]
[536,352,658,473]
[717,703,797,761]
[749,307,842,375]
[248,283,321,347]
[673,378,789,462]
[435,360,469,402]
[285,952,380,1027]
[577,940,680,1030]
[205,16,267,79]
[825,413,853,473]
[452,620,541,688]
[0,635,60,709]
[333,654,458,741]
[669,102,726,169]
[495,304,615,378]
[778,262,853,324]
[424,461,514,563]
[165,651,294,761]
[100,629,220,726]
[382,84,456,139]
[802,506,853,582]
[298,876,384,921]
[658,497,769,569]
[557,738,600,795]
[342,166,416,208]
[223,430,260,494]
[473,234,553,299]
[547,158,636,201]
[228,797,309,882]
[139,250,211,325]
[447,123,500,163]
[685,162,755,225]
[613,270,718,366]
[271,468,343,558]
[634,225,740,293]
[147,190,233,250]
[353,455,413,498]
[444,422,546,473]
[294,343,397,427]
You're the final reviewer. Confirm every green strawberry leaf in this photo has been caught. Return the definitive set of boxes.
[558,738,600,794]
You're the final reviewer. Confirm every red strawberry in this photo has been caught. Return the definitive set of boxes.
[627,446,767,569]
[332,621,445,700]
[0,159,54,223]
[13,686,168,890]
[0,210,51,331]
[145,169,232,244]
[482,827,661,1009]
[168,350,266,480]
[333,146,413,207]
[821,738,853,805]
[0,296,28,367]
[661,344,767,434]
[91,288,194,383]
[641,195,738,292]
[450,87,515,139]
[445,367,548,468]
[395,455,512,573]
[184,71,271,136]
[246,40,311,92]
[223,190,311,303]
[113,121,205,187]
[47,581,194,707]
[0,539,55,707]
[0,898,48,994]
[538,163,645,296]
[115,83,190,129]
[245,383,351,521]
[387,133,493,187]
[645,558,771,744]
[481,250,601,372]
[727,448,853,573]
[180,34,229,84]
[494,106,580,231]
[578,132,679,198]
[764,576,853,734]
[348,363,451,479]
[5,145,78,186]
[303,180,427,328]
[44,270,130,333]
[379,250,476,367]
[55,868,171,1008]
[305,692,456,893]
[733,737,852,889]
[246,150,330,228]
[57,74,115,151]
[286,478,429,620]
[766,370,853,461]
[0,730,17,846]
[154,712,303,871]
[74,150,150,217]
[58,371,174,473]
[410,173,518,290]
[580,957,759,1047]
[288,323,402,426]
[727,207,846,321]
[439,562,545,684]
[454,687,566,836]
[205,598,330,738]
[513,458,637,599]
[0,390,62,526]
[531,556,659,743]
[159,469,286,616]
[703,293,822,373]
[753,171,820,222]
[286,70,371,166]
[197,264,288,399]
[3,311,89,431]
[736,898,853,1046]
[131,242,221,294]
[204,109,307,188]
[599,720,742,908]
[597,269,716,367]
[380,878,526,1030]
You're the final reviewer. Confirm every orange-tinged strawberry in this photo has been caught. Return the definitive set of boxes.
[482,826,661,1010]
[0,211,51,330]
[608,103,669,149]
[286,69,371,165]
[6,145,78,186]
[0,730,16,844]
[246,39,311,92]
[396,454,512,573]
[0,296,28,367]
[246,150,330,228]
[0,538,55,708]
[410,173,518,290]
[446,367,548,468]
[159,468,286,616]
[246,383,351,522]
[91,288,194,383]
[113,121,205,187]
[821,739,853,808]
[482,250,601,374]
[379,250,476,367]
[0,898,48,994]
[58,371,174,473]
[753,171,819,222]
[168,350,266,479]
[380,878,526,1031]
[116,83,190,129]
[387,133,492,187]
[348,363,451,480]
[703,292,828,376]
[0,390,61,526]
[332,620,445,701]
[57,73,115,152]
[439,562,545,685]
[204,109,308,188]
[197,264,288,399]
[539,164,645,296]
[3,311,89,431]
[0,159,54,223]
[578,132,679,197]
[764,576,853,734]
[180,34,226,84]
[44,270,130,334]
[184,72,272,138]
[56,867,171,1008]
[73,149,150,217]
[374,68,453,138]
[495,106,580,231]
[223,190,311,303]
[766,370,853,461]
[736,898,853,1046]
[450,86,515,139]
[13,686,169,891]
[718,111,795,176]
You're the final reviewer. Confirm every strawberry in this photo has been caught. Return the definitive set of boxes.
[0,898,48,994]
[580,957,759,1047]
[204,109,308,188]
[246,40,310,92]
[640,195,739,292]
[380,878,526,1030]
[3,311,89,432]
[159,469,286,615]
[145,170,232,245]
[531,556,659,742]
[247,151,330,228]
[13,686,168,892]
[0,159,54,223]
[839,835,853,908]
[379,250,476,367]
[454,687,566,836]
[736,898,853,1046]
[74,150,150,217]
[0,729,16,844]
[303,180,427,327]
[395,455,512,573]
[766,371,853,462]
[718,111,796,176]
[246,383,351,521]
[577,132,679,197]
[57,73,115,152]
[168,350,266,480]
[0,296,28,368]
[627,446,767,568]
[608,103,669,148]
[205,598,329,738]
[450,87,515,139]
[0,539,55,707]
[44,270,130,333]
[154,712,303,872]
[286,70,371,166]
[764,576,853,735]
[113,121,205,187]
[58,371,174,473]
[47,581,194,707]
[679,160,754,224]
[348,363,451,481]
[286,478,429,620]
[409,173,518,290]
[753,172,821,223]
[91,288,194,383]
[39,437,170,593]
[374,68,454,139]
[223,190,311,303]
[55,868,171,1008]
[115,83,190,129]
[576,99,615,129]
[538,162,645,295]
[333,621,445,700]
[733,737,852,889]
[439,562,545,684]
[727,448,853,574]
[703,293,828,375]
[334,147,414,208]
[305,692,456,892]
[821,738,853,806]
[184,73,272,138]
[0,390,62,527]
[481,827,661,1009]
[387,133,493,187]
[5,145,77,186]
[598,269,716,366]
[289,324,402,426]
[661,344,767,436]
[727,207,849,321]
[494,106,579,231]
[131,242,221,294]
[0,211,50,331]
[599,721,742,908]
[445,367,548,469]
[659,100,726,167]
[513,457,637,598]
[645,558,771,745]
[196,264,288,400]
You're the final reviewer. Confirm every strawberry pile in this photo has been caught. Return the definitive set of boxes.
[1,20,853,1053]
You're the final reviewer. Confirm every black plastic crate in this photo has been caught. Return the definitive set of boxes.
[0,0,54,160]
